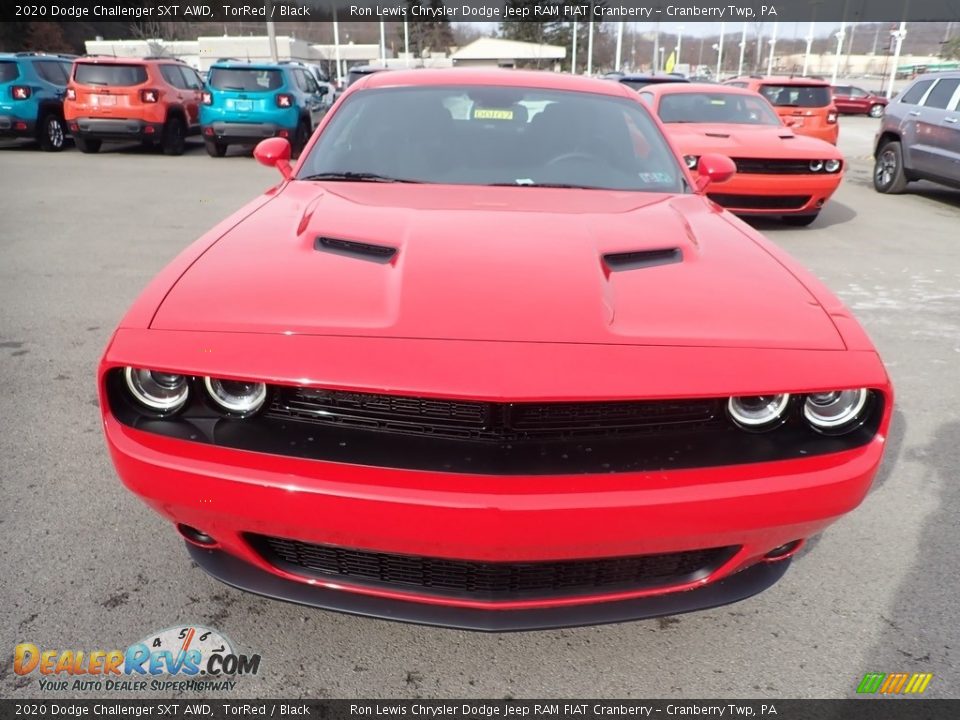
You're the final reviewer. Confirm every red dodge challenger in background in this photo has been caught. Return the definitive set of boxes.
[643,83,845,226]
[99,69,892,631]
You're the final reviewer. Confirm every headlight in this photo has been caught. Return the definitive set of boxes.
[803,389,869,433]
[808,159,824,172]
[684,154,699,170]
[824,158,842,173]
[123,367,189,412]
[727,394,790,430]
[204,377,267,416]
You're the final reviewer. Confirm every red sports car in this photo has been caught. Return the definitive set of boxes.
[99,69,892,631]
[642,83,845,226]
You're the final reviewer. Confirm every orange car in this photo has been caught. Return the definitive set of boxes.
[64,57,203,155]
[723,76,839,145]
[641,83,844,226]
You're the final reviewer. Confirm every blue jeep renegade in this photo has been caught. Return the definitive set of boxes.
[0,52,74,151]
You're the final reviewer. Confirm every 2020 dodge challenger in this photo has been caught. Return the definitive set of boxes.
[99,69,892,631]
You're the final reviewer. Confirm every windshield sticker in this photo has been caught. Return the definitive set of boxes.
[638,172,675,184]
[473,108,514,120]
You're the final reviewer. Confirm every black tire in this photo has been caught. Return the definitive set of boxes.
[205,139,227,157]
[873,140,909,194]
[38,113,66,152]
[161,116,186,156]
[868,103,885,118]
[781,212,820,227]
[74,135,101,154]
[291,119,311,158]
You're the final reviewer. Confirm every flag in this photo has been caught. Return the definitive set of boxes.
[665,51,676,74]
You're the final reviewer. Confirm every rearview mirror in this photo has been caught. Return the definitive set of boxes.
[254,137,293,181]
[695,154,736,191]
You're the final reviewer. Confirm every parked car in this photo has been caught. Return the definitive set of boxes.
[345,64,388,88]
[724,76,839,144]
[64,57,204,155]
[604,72,691,91]
[0,52,74,151]
[200,61,329,158]
[873,71,960,193]
[831,84,888,117]
[99,68,892,631]
[643,83,844,226]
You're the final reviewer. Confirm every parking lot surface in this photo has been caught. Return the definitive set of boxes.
[1,116,958,698]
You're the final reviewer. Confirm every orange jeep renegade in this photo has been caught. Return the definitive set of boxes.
[724,76,839,145]
[64,57,203,155]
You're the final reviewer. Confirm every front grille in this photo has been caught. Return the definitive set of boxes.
[708,193,811,210]
[250,534,737,601]
[266,388,721,443]
[732,158,818,174]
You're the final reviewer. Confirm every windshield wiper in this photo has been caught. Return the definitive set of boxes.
[486,182,605,190]
[301,172,421,183]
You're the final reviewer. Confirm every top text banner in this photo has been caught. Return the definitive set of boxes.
[4,0,960,24]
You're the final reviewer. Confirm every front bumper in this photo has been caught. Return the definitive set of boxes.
[202,121,292,145]
[707,172,843,216]
[0,114,36,137]
[70,117,164,141]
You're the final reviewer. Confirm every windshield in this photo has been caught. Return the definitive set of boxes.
[659,92,782,125]
[74,63,147,87]
[208,68,282,91]
[298,86,685,192]
[759,84,831,108]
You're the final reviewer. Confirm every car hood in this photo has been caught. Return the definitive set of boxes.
[664,123,841,158]
[151,182,844,350]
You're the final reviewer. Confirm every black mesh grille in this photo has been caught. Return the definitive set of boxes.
[250,534,737,600]
[731,158,822,174]
[708,193,811,210]
[266,388,722,443]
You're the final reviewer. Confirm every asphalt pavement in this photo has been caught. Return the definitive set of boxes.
[1,117,958,699]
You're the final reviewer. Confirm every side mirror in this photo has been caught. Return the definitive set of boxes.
[254,137,292,181]
[317,85,329,96]
[784,117,802,128]
[695,153,736,191]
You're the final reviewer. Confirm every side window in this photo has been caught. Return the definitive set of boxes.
[850,87,868,98]
[178,66,202,90]
[302,71,320,94]
[833,86,850,96]
[290,69,306,92]
[36,60,68,85]
[160,65,186,89]
[922,79,960,110]
[899,79,934,105]
[638,91,654,105]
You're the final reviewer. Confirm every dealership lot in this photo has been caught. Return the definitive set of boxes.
[1,116,958,698]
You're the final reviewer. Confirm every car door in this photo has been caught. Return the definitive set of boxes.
[847,87,872,114]
[911,78,960,179]
[894,78,936,176]
[933,80,960,182]
[296,69,325,127]
[832,86,853,112]
[177,66,204,129]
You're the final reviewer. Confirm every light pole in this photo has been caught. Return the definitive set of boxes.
[403,21,410,67]
[887,22,907,99]
[571,20,578,74]
[716,22,725,78]
[615,22,624,72]
[832,23,846,84]
[587,20,594,75]
[803,20,815,76]
[676,25,684,67]
[653,21,660,73]
[738,23,747,76]
[767,21,778,75]
[379,20,386,67]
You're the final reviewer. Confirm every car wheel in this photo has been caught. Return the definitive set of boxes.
[781,212,819,227]
[873,140,908,194]
[161,116,186,156]
[205,139,227,158]
[868,104,885,118]
[291,119,310,159]
[38,113,66,152]
[74,135,101,154]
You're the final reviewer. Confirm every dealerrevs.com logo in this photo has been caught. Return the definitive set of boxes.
[14,626,261,692]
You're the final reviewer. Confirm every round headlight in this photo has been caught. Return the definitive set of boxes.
[204,377,267,416]
[728,394,790,430]
[803,389,868,433]
[124,367,189,412]
[808,159,824,172]
[684,154,699,170]
[824,158,841,173]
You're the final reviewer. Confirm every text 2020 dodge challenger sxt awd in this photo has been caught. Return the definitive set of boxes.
[99,69,892,631]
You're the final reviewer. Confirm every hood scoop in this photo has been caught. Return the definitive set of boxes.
[603,248,682,272]
[315,236,397,264]
[705,132,730,138]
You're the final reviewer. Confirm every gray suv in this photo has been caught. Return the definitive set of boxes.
[873,72,960,193]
